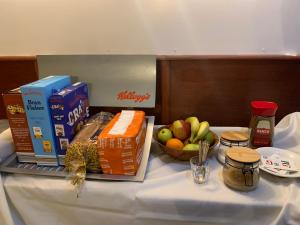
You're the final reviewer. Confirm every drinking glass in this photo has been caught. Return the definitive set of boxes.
[190,156,209,184]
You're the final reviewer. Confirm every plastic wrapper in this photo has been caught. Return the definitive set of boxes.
[65,111,114,191]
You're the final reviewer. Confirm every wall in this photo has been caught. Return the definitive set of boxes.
[1,0,300,55]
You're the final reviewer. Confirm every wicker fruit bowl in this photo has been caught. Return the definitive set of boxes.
[153,126,219,161]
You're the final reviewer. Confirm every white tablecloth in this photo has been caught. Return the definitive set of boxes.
[1,114,300,225]
[0,120,14,225]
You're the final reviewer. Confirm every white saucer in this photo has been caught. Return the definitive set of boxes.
[257,147,300,178]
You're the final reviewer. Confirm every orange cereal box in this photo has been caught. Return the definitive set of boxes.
[98,110,146,175]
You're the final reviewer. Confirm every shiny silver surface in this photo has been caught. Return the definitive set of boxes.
[37,55,156,108]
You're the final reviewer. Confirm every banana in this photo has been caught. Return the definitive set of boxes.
[192,121,209,143]
[185,117,200,143]
[182,143,200,151]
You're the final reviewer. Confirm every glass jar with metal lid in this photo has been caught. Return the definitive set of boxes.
[223,147,260,191]
[217,131,249,164]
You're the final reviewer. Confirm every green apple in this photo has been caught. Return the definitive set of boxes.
[158,128,173,144]
[205,131,214,145]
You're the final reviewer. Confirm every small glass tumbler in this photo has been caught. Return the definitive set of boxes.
[190,156,209,184]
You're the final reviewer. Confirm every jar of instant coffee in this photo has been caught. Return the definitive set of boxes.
[249,101,278,148]
[217,131,249,164]
[223,147,260,191]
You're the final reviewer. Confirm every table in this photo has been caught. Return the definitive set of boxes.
[0,120,14,225]
[1,113,300,225]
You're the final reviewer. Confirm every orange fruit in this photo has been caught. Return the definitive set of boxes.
[166,138,184,150]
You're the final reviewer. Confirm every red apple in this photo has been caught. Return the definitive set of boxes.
[172,120,191,140]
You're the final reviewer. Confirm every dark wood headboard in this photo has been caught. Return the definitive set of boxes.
[1,55,300,126]
[157,56,300,126]
[0,56,38,119]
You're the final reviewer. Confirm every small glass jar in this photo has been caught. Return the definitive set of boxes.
[249,101,278,148]
[223,147,260,191]
[217,131,249,164]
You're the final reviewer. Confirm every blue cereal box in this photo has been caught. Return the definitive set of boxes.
[49,82,89,165]
[21,75,71,166]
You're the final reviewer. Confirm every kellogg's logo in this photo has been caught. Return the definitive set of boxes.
[51,104,64,110]
[23,89,42,96]
[7,105,25,114]
[117,90,151,103]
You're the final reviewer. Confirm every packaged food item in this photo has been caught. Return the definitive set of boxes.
[2,88,35,163]
[49,82,89,165]
[65,142,87,188]
[249,101,278,148]
[223,147,260,191]
[20,75,71,166]
[65,112,114,187]
[98,110,146,175]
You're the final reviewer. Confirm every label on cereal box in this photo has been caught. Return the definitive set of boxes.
[3,89,34,154]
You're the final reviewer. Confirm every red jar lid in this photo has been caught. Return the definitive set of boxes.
[251,101,278,116]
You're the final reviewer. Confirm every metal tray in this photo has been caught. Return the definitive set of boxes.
[0,116,154,182]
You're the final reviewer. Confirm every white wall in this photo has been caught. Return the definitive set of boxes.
[0,0,299,55]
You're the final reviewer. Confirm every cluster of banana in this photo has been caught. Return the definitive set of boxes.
[157,116,213,151]
[185,117,212,149]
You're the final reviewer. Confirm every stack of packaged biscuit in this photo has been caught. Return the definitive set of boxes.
[98,110,146,175]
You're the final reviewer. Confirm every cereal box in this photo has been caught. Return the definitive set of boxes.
[20,75,71,166]
[2,88,35,163]
[98,110,146,175]
[49,82,89,165]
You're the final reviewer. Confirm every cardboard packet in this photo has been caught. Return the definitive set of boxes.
[2,88,35,163]
[21,75,71,166]
[49,82,89,165]
[98,110,146,175]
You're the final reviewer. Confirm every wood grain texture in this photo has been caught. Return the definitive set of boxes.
[1,55,300,127]
[157,56,300,126]
[0,56,38,119]
[157,59,169,124]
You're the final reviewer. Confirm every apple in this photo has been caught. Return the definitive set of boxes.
[172,120,191,140]
[157,128,173,144]
[205,131,214,145]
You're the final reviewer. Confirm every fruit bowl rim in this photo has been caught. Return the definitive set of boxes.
[153,125,219,160]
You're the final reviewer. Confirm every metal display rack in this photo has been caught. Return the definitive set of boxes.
[0,116,154,182]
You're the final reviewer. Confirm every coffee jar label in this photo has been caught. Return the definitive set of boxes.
[252,120,271,147]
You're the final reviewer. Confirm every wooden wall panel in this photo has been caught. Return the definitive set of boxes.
[158,56,300,126]
[1,55,300,127]
[0,56,38,119]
